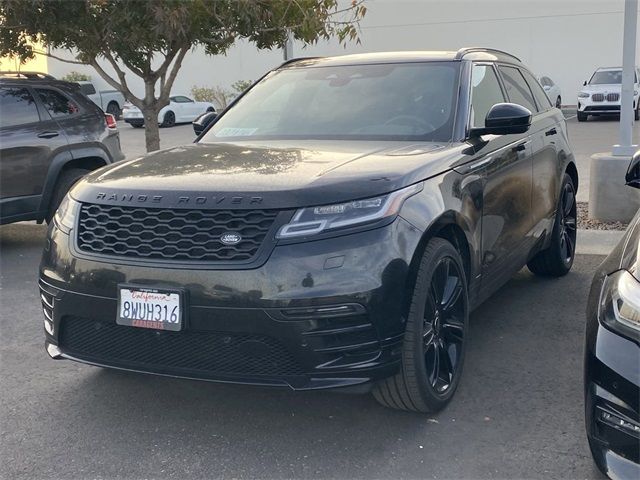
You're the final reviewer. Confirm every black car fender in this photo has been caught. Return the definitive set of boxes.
[400,171,482,305]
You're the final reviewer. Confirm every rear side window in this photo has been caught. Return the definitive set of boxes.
[0,87,40,127]
[35,88,80,118]
[521,70,552,111]
[80,83,96,95]
[498,66,538,113]
[470,64,506,127]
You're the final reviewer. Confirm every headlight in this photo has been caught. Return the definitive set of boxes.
[599,270,640,338]
[578,92,590,98]
[276,183,423,239]
[53,195,80,234]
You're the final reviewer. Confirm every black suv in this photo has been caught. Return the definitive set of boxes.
[40,49,578,412]
[0,72,124,225]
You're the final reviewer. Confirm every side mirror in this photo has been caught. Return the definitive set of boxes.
[192,111,217,135]
[470,103,532,137]
[583,80,587,86]
[626,149,640,189]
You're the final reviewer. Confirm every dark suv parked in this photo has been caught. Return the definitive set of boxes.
[40,49,578,412]
[0,72,124,225]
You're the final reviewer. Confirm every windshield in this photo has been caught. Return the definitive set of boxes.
[201,62,460,142]
[589,70,636,84]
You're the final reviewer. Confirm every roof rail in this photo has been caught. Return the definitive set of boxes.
[454,48,521,62]
[0,71,56,80]
[278,56,323,68]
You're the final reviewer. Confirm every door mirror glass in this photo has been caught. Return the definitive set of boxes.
[193,111,217,135]
[626,150,640,189]
[470,103,532,137]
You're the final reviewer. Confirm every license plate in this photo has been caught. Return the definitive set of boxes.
[117,286,183,331]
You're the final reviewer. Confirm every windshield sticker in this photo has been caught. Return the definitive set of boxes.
[216,127,258,137]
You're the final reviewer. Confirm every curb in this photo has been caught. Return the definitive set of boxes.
[576,229,624,256]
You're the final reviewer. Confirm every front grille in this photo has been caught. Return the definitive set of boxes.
[607,93,620,102]
[77,203,278,262]
[59,316,305,377]
[592,93,604,102]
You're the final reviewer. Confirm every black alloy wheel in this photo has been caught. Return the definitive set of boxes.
[161,111,176,128]
[527,173,577,276]
[373,238,469,412]
[558,180,577,265]
[423,256,466,394]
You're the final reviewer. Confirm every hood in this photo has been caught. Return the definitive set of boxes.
[71,140,465,209]
[581,84,624,94]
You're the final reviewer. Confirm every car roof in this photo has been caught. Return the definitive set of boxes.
[281,48,523,69]
[0,72,79,89]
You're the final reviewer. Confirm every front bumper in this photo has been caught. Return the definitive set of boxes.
[585,274,640,478]
[578,96,638,115]
[39,218,422,390]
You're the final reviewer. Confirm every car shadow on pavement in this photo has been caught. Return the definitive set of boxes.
[29,256,603,479]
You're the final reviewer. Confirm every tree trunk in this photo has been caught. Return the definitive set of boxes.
[142,106,161,152]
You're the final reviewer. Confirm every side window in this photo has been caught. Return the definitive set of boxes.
[0,87,40,127]
[470,64,506,128]
[522,70,552,111]
[80,83,96,95]
[35,88,79,118]
[498,66,538,113]
[173,96,193,103]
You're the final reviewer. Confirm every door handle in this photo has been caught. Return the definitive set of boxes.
[37,131,59,139]
[545,128,557,136]
[513,142,529,152]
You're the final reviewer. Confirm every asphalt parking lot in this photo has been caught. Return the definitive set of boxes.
[1,115,629,479]
[0,223,605,479]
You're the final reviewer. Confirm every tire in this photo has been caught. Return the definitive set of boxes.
[555,96,561,109]
[106,101,121,119]
[635,106,639,121]
[206,107,215,112]
[372,238,469,413]
[577,111,588,122]
[527,173,577,277]
[46,168,91,223]
[161,111,175,128]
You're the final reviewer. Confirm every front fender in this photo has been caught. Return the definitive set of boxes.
[399,168,483,296]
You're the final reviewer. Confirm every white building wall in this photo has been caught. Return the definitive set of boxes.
[46,0,639,105]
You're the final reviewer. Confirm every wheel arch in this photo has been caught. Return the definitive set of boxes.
[402,211,476,317]
[37,148,110,219]
[565,160,579,192]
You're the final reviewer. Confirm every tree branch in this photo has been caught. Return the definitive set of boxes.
[89,56,140,108]
[158,45,189,105]
[35,50,88,66]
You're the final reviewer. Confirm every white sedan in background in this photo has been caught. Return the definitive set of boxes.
[538,76,562,108]
[122,95,215,128]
